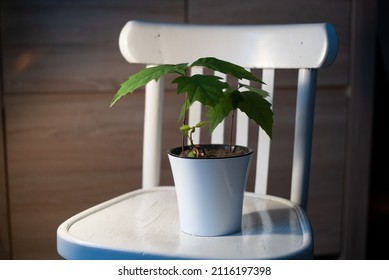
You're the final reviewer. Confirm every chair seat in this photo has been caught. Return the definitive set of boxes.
[57,187,313,259]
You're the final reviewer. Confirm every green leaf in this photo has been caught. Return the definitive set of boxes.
[172,75,227,107]
[237,91,273,138]
[187,151,196,157]
[111,63,187,107]
[191,57,265,84]
[208,100,233,133]
[207,89,243,132]
[239,84,269,98]
[180,124,191,136]
[195,121,207,128]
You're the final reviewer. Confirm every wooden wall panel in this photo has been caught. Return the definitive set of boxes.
[5,93,140,259]
[0,49,11,259]
[1,0,355,259]
[2,0,186,94]
[5,90,186,259]
[2,0,185,259]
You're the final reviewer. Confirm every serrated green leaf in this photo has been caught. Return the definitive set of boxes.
[191,57,265,84]
[237,91,273,138]
[111,56,274,143]
[172,75,227,107]
[239,84,269,98]
[207,90,239,132]
[229,88,245,109]
[111,63,187,107]
[208,101,232,133]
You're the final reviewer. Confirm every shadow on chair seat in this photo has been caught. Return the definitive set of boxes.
[57,187,313,259]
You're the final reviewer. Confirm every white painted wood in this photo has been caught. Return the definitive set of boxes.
[211,71,226,144]
[57,187,313,260]
[254,69,274,195]
[290,69,317,210]
[119,21,338,68]
[235,78,249,147]
[142,72,164,188]
[57,20,338,260]
[187,67,203,145]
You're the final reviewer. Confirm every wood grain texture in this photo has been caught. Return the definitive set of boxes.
[59,187,313,259]
[5,93,140,259]
[0,57,11,260]
[2,0,353,259]
[2,0,186,94]
[2,0,185,258]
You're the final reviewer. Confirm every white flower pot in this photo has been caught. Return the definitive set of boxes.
[168,145,253,236]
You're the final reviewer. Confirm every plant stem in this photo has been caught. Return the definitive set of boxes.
[229,110,235,153]
[181,94,189,153]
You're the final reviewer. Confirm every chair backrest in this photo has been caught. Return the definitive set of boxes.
[118,20,338,210]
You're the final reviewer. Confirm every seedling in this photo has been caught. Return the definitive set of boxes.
[111,57,273,157]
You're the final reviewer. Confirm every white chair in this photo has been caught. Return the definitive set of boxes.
[57,20,338,259]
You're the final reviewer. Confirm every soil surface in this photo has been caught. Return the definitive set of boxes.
[178,145,248,158]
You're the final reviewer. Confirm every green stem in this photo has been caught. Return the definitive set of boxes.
[229,110,235,153]
[181,94,189,153]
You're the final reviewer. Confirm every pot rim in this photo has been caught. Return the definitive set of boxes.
[168,144,253,159]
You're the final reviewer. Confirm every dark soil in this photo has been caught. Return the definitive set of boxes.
[178,145,249,158]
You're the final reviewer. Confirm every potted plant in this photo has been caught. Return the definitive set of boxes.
[111,57,273,236]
